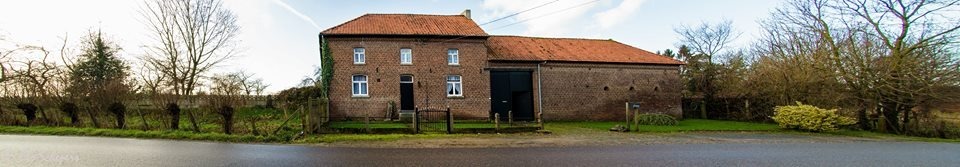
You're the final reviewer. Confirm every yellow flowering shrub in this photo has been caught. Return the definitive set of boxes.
[771,102,856,132]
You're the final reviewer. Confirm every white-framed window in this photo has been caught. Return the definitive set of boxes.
[447,49,459,65]
[353,48,365,64]
[400,48,412,64]
[446,75,462,97]
[352,75,368,96]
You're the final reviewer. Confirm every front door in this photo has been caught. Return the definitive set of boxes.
[400,75,415,111]
[489,71,535,121]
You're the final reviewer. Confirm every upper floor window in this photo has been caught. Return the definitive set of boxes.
[446,75,462,97]
[352,75,368,97]
[400,48,412,64]
[447,49,459,65]
[353,48,365,64]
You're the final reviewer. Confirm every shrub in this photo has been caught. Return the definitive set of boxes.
[635,113,679,126]
[771,102,856,132]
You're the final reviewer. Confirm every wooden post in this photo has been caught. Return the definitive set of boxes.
[494,113,500,132]
[633,109,640,132]
[446,107,452,134]
[625,103,630,131]
[508,110,513,126]
[413,107,419,134]
[364,115,370,133]
[538,110,544,130]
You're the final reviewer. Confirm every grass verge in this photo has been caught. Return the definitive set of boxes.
[825,130,960,143]
[0,125,285,143]
[547,119,780,133]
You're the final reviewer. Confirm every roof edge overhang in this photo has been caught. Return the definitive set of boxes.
[487,59,685,66]
[321,33,489,40]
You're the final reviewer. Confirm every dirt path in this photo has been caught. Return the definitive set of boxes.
[311,131,890,148]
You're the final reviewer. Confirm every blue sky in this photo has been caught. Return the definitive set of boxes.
[0,0,784,93]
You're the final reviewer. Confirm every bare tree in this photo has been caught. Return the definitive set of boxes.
[207,72,246,134]
[837,0,960,133]
[140,0,240,131]
[674,20,741,58]
[755,0,960,133]
[673,20,742,119]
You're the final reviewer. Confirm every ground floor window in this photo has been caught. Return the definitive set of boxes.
[352,75,368,96]
[446,75,462,97]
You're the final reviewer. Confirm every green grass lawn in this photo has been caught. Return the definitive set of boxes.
[0,125,286,143]
[547,119,780,133]
[328,121,409,129]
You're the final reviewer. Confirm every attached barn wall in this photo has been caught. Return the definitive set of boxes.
[490,62,682,121]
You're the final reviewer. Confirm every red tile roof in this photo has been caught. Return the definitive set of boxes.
[321,14,488,36]
[486,36,683,65]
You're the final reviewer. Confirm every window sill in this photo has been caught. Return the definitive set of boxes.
[352,95,370,99]
[400,63,413,66]
[446,95,464,99]
[448,64,460,66]
[353,63,365,65]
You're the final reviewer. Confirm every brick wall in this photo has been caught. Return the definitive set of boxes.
[325,37,490,119]
[489,62,682,121]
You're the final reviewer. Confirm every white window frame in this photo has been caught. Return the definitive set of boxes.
[446,75,463,97]
[352,75,368,97]
[353,48,365,64]
[400,48,412,65]
[447,49,459,65]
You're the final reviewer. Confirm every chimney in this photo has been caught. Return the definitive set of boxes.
[461,9,471,19]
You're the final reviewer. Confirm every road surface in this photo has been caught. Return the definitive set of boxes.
[1,134,958,166]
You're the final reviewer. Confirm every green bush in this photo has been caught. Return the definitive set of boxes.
[771,102,856,132]
[635,114,679,126]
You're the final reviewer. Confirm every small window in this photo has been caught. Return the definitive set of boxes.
[446,75,462,97]
[447,49,459,65]
[400,75,413,83]
[400,48,412,64]
[352,75,368,96]
[353,48,365,64]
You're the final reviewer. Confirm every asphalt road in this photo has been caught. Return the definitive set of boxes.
[1,134,958,167]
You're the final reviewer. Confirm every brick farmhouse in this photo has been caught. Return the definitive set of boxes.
[319,11,683,121]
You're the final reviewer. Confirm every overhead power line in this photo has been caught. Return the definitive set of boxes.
[438,0,561,44]
[478,0,560,26]
[488,0,601,31]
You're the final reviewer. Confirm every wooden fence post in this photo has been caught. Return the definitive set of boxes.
[508,110,513,126]
[494,113,500,132]
[413,107,419,134]
[625,103,630,131]
[446,107,452,134]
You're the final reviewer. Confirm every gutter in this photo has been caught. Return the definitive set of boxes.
[537,61,546,129]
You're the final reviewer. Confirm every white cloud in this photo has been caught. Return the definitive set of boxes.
[595,0,646,29]
[271,0,322,31]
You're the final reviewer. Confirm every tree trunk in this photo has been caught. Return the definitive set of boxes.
[699,100,708,119]
[188,110,200,132]
[87,108,101,128]
[857,107,871,130]
[219,105,234,134]
[249,117,259,135]
[137,108,150,130]
[167,103,180,130]
[901,105,912,134]
[109,103,126,129]
[881,102,901,134]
